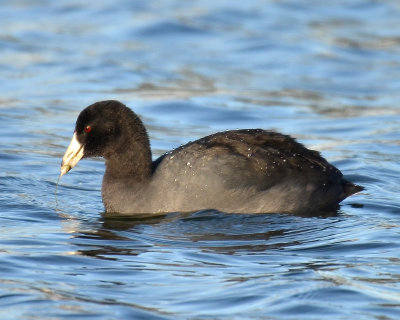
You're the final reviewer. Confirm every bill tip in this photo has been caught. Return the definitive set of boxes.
[60,165,71,177]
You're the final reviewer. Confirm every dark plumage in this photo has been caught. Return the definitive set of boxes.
[60,100,363,215]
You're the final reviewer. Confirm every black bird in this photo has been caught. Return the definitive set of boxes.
[60,100,363,215]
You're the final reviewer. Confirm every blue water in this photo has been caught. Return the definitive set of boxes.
[0,0,399,319]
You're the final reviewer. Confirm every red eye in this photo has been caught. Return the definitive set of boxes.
[84,125,92,133]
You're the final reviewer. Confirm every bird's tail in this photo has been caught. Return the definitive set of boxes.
[342,180,364,199]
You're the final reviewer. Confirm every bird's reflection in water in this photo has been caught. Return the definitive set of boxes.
[61,209,343,259]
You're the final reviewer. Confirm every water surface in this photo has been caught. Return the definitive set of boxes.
[0,1,399,319]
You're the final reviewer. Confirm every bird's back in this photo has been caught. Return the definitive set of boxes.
[148,129,359,214]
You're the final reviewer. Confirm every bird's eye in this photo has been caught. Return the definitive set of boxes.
[84,125,92,133]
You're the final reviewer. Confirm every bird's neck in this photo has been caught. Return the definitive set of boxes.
[103,136,152,182]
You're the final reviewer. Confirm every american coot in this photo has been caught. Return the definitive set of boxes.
[60,100,363,215]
